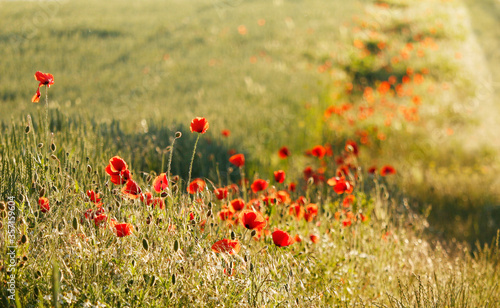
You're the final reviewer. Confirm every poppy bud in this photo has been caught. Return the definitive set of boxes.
[50,143,56,152]
[25,125,31,134]
[175,131,182,138]
[38,143,43,148]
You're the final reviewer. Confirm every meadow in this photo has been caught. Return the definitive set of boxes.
[0,0,500,306]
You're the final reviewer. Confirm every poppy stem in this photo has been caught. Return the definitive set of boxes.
[240,166,247,202]
[187,134,200,187]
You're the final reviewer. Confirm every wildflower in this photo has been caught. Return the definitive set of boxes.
[39,197,50,213]
[187,178,206,194]
[251,179,268,193]
[278,146,290,159]
[214,187,228,200]
[221,129,231,137]
[153,173,168,193]
[229,154,245,167]
[327,177,353,194]
[86,190,101,204]
[211,239,240,254]
[310,145,326,159]
[230,198,245,211]
[289,204,304,220]
[93,214,108,227]
[121,179,142,199]
[304,203,318,222]
[218,208,234,221]
[114,223,133,237]
[288,182,297,192]
[274,170,286,184]
[190,117,209,134]
[345,140,359,156]
[310,234,320,243]
[272,229,294,247]
[32,71,54,103]
[342,195,355,208]
[240,210,266,230]
[380,165,396,176]
[105,156,131,185]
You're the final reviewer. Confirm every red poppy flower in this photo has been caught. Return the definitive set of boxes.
[32,88,41,103]
[140,192,153,205]
[190,117,209,134]
[211,239,240,254]
[278,146,290,159]
[39,197,50,213]
[218,208,234,221]
[153,173,168,193]
[114,223,133,237]
[294,234,302,243]
[368,166,377,174]
[289,204,304,220]
[288,182,297,192]
[240,210,266,230]
[221,129,231,137]
[121,179,142,199]
[105,156,131,185]
[345,140,359,156]
[274,170,286,184]
[304,203,318,222]
[310,234,320,243]
[277,190,291,204]
[86,190,101,203]
[214,187,228,200]
[230,198,245,211]
[251,179,268,193]
[342,195,356,208]
[152,198,165,209]
[342,219,352,227]
[94,214,108,226]
[187,178,206,194]
[296,196,308,206]
[380,165,396,176]
[327,177,353,194]
[272,229,294,247]
[229,154,245,167]
[310,145,326,159]
[32,71,54,103]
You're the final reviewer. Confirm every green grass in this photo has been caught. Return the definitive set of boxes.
[1,0,500,306]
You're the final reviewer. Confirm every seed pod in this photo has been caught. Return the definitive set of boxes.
[72,217,78,230]
[25,125,31,134]
[231,231,236,240]
[39,188,45,198]
[160,192,168,198]
[142,239,149,251]
[87,165,92,173]
[174,240,179,252]
[20,234,28,244]
[50,143,56,152]
[37,143,43,148]
[171,273,176,285]
[50,154,57,160]
[251,230,257,237]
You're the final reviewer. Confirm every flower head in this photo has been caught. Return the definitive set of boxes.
[211,239,240,255]
[251,179,268,193]
[240,210,266,230]
[187,178,206,194]
[39,197,50,213]
[272,229,294,247]
[153,173,169,193]
[190,117,209,134]
[229,154,245,167]
[114,223,133,237]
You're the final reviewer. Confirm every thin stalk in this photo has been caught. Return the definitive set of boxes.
[187,134,200,186]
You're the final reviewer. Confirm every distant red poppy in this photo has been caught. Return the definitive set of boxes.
[274,170,285,184]
[114,223,133,237]
[294,234,302,243]
[94,214,108,226]
[368,166,377,174]
[251,179,268,193]
[278,146,291,159]
[221,129,231,137]
[121,179,142,199]
[86,190,101,203]
[230,198,245,211]
[310,234,320,243]
[277,190,291,204]
[327,177,353,194]
[211,239,240,254]
[32,71,54,103]
[304,203,318,222]
[288,182,297,192]
[39,197,50,213]
[272,229,294,247]
[240,210,266,230]
[342,195,355,208]
[187,178,206,194]
[345,140,359,156]
[152,198,165,209]
[380,165,396,176]
[153,173,168,193]
[289,204,304,220]
[310,145,326,159]
[229,154,245,167]
[190,117,209,134]
[214,187,228,200]
[342,219,352,227]
[219,208,234,221]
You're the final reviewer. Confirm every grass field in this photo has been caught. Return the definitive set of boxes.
[1,0,500,306]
